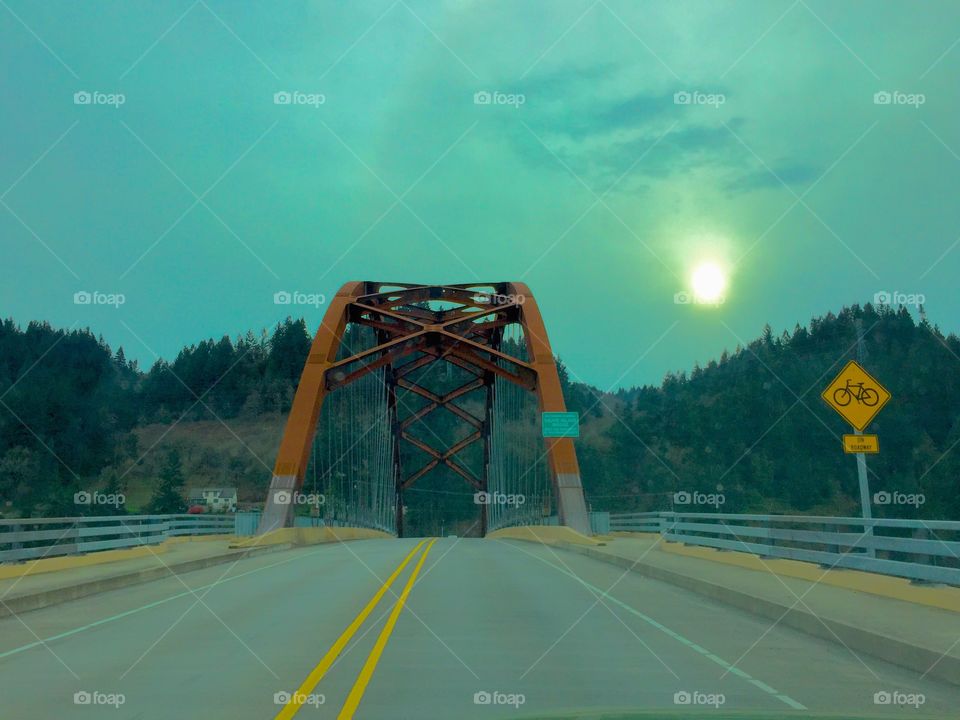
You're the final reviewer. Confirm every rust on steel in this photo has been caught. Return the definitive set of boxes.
[257,282,591,536]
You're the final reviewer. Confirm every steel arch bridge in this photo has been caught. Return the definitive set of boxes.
[257,282,590,537]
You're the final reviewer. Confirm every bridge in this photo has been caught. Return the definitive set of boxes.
[257,282,590,538]
[0,283,958,719]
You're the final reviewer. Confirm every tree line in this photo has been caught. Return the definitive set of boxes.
[566,305,960,521]
[1,304,958,522]
[0,318,311,516]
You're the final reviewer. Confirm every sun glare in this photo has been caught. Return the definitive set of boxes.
[691,262,727,303]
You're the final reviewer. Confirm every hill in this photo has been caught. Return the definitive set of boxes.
[1,304,958,524]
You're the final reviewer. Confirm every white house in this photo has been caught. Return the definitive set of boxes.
[187,487,238,512]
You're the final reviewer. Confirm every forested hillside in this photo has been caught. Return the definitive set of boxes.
[0,318,312,516]
[571,305,960,520]
[1,304,958,522]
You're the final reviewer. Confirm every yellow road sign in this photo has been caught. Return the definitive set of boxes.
[843,434,879,454]
[822,360,891,431]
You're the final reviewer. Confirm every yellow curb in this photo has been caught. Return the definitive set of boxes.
[228,526,392,549]
[0,543,169,580]
[486,525,601,546]
[165,534,237,544]
[660,541,960,613]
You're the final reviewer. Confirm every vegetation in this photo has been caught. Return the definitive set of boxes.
[0,305,958,524]
[0,318,310,517]
[147,450,187,514]
[565,304,960,520]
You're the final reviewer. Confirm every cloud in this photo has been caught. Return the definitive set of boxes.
[495,64,750,190]
[724,161,821,193]
[513,62,620,98]
[523,89,681,141]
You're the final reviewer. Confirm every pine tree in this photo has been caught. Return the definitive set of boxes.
[99,468,128,516]
[148,449,186,514]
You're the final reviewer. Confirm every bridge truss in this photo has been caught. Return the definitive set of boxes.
[257,282,590,537]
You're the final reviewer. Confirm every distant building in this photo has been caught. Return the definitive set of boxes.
[187,487,237,512]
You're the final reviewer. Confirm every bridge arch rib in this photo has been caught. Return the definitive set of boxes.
[256,282,591,536]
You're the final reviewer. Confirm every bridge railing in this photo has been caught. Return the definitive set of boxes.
[609,511,960,586]
[166,514,236,537]
[609,512,663,533]
[0,514,235,563]
[233,511,396,536]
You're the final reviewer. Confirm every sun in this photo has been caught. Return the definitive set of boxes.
[691,262,727,303]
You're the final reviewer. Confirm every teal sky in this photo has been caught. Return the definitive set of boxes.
[2,1,959,390]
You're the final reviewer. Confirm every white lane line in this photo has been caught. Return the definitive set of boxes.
[0,543,371,661]
[501,540,808,711]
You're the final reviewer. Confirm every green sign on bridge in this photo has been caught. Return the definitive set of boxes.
[541,412,580,438]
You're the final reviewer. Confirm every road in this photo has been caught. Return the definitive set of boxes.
[0,537,957,718]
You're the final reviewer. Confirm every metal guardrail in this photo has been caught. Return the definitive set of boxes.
[609,511,960,586]
[167,515,236,537]
[610,512,663,533]
[0,514,235,563]
[233,512,395,537]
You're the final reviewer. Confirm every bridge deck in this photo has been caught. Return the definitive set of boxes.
[0,538,957,718]
[562,536,960,683]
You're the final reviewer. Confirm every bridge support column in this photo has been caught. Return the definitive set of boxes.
[556,473,591,536]
[258,474,297,533]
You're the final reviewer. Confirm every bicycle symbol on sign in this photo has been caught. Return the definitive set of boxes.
[832,379,879,407]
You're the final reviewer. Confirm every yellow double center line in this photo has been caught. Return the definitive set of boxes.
[275,539,437,720]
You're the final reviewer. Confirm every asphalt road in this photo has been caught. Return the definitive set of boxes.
[0,537,957,719]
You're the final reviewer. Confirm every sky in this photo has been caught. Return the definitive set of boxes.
[2,0,959,390]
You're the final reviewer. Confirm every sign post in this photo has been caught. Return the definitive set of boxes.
[854,445,873,556]
[821,359,891,559]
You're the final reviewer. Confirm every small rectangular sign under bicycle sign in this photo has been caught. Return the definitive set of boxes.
[842,434,880,454]
[821,360,891,431]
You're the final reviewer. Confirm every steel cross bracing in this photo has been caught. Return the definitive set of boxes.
[257,282,591,537]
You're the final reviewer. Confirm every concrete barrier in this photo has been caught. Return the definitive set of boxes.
[0,543,171,580]
[661,541,960,613]
[229,526,392,549]
[487,525,601,546]
[0,543,289,619]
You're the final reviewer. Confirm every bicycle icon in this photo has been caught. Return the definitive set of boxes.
[833,379,879,407]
